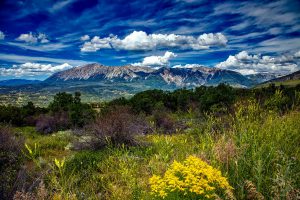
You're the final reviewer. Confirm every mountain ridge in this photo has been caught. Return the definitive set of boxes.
[265,70,300,83]
[45,63,253,88]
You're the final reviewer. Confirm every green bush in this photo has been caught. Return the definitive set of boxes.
[264,89,289,113]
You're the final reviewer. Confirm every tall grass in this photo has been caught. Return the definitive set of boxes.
[15,100,300,199]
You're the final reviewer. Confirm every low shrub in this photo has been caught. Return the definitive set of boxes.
[85,106,149,149]
[153,110,185,134]
[264,89,289,113]
[35,112,71,134]
[0,125,24,199]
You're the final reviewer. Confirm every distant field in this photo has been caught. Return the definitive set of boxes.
[0,80,177,106]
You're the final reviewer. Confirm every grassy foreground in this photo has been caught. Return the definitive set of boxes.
[15,101,300,200]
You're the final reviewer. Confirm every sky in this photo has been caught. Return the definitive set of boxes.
[0,0,300,80]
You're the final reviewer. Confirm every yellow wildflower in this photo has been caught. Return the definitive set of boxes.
[149,155,233,199]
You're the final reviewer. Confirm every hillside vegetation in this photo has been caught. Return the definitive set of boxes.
[1,83,300,200]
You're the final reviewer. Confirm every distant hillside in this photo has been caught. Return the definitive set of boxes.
[266,70,300,83]
[257,70,300,87]
[245,73,280,84]
[0,79,41,86]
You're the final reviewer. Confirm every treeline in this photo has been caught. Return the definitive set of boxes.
[0,92,95,133]
[0,83,300,134]
[108,83,300,114]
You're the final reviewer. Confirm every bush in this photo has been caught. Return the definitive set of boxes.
[153,110,178,134]
[35,112,71,134]
[0,125,24,199]
[48,92,95,127]
[264,89,289,113]
[85,106,149,149]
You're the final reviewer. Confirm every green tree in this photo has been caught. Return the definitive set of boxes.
[48,92,74,112]
[200,84,235,112]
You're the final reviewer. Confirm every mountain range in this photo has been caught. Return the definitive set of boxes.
[45,63,253,88]
[0,79,41,86]
[0,63,298,105]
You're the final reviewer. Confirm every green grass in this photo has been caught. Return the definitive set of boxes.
[16,127,74,159]
[16,103,300,199]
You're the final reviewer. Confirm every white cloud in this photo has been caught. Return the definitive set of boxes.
[16,32,49,44]
[80,35,90,41]
[0,31,5,40]
[172,64,207,68]
[16,32,37,43]
[216,51,300,75]
[0,62,73,77]
[81,31,227,52]
[198,33,227,46]
[132,51,177,67]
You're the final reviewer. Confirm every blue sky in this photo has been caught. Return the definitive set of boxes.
[0,0,300,80]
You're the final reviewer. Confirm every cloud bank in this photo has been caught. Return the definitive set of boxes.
[0,62,73,77]
[215,51,300,75]
[81,31,227,52]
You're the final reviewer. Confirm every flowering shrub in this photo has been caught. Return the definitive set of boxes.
[149,156,233,199]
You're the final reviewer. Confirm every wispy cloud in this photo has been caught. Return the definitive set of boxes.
[0,53,88,66]
[7,42,71,52]
[49,0,76,13]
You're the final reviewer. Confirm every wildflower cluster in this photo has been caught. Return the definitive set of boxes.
[149,156,233,199]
